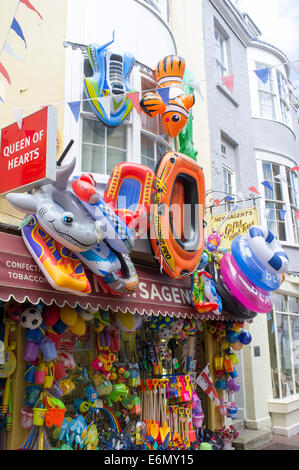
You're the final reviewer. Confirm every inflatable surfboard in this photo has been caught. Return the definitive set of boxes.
[22,216,91,295]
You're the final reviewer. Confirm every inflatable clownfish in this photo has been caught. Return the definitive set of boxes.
[140,55,195,138]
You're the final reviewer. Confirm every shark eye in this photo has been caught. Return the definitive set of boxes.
[171,114,180,122]
[62,212,74,225]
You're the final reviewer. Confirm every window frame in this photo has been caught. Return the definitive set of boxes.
[269,294,299,400]
[215,27,229,79]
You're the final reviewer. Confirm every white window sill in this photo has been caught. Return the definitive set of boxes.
[216,83,239,107]
[269,395,299,414]
[280,241,299,250]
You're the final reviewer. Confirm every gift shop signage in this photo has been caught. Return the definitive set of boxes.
[210,207,258,251]
[0,106,57,195]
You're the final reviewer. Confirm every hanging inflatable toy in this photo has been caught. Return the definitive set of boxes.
[205,231,223,253]
[151,151,205,279]
[140,55,195,138]
[191,270,220,313]
[103,162,157,238]
[96,252,139,295]
[220,253,274,313]
[231,232,285,292]
[208,261,257,320]
[84,31,136,127]
[114,311,144,333]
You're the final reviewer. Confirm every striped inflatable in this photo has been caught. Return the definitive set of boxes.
[247,226,289,275]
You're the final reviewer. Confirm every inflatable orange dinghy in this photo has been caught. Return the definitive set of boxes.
[150,152,205,279]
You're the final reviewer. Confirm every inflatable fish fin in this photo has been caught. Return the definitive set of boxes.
[6,193,37,214]
[182,93,195,110]
[53,158,76,190]
[140,92,166,117]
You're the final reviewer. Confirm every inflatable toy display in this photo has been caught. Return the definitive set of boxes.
[97,253,139,295]
[103,162,156,238]
[220,253,274,313]
[191,271,220,314]
[140,55,195,138]
[6,158,138,296]
[84,31,136,127]
[231,235,281,291]
[151,152,205,279]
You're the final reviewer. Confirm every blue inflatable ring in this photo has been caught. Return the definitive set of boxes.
[231,235,281,291]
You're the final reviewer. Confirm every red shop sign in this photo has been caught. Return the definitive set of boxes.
[0,106,57,195]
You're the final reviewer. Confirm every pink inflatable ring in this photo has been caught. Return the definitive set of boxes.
[220,253,274,313]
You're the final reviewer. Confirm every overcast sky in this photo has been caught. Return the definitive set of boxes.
[236,0,299,93]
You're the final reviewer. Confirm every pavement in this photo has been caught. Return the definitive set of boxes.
[255,433,299,450]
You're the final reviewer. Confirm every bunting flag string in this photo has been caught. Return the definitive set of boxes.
[20,0,43,20]
[10,17,27,48]
[127,91,141,114]
[254,67,270,84]
[261,181,274,191]
[67,100,81,122]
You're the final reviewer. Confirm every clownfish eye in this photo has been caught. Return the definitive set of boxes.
[62,212,74,225]
[171,114,180,122]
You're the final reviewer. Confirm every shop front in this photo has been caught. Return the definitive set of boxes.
[0,230,228,450]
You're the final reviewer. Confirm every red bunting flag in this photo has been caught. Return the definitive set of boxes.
[248,186,260,194]
[220,74,234,94]
[0,62,11,85]
[295,211,299,222]
[127,91,141,114]
[20,0,43,19]
[214,199,220,207]
[290,166,299,172]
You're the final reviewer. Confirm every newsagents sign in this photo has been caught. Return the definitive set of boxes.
[0,106,57,195]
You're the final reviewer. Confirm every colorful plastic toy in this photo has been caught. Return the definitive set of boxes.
[84,31,136,127]
[140,55,195,138]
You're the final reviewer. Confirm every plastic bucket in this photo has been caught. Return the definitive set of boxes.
[49,380,64,398]
[40,340,57,362]
[25,364,37,383]
[43,375,54,389]
[229,368,238,378]
[20,407,34,429]
[24,341,39,362]
[45,408,66,428]
[192,414,204,428]
[33,407,47,426]
[34,370,45,385]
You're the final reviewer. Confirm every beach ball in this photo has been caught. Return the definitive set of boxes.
[69,315,86,336]
[238,330,252,345]
[60,306,78,326]
[226,329,239,344]
[115,311,143,332]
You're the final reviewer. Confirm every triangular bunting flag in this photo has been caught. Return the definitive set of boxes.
[157,87,170,105]
[254,67,270,84]
[264,208,272,217]
[11,18,27,48]
[295,211,299,222]
[290,61,299,76]
[220,75,234,94]
[0,62,11,85]
[187,80,204,99]
[279,210,286,221]
[12,108,24,129]
[127,91,141,114]
[98,95,111,119]
[214,199,220,207]
[68,101,81,122]
[0,96,4,104]
[20,0,43,19]
[3,42,25,63]
[224,195,234,202]
[248,186,260,194]
[276,172,287,183]
[290,166,299,172]
[261,181,273,191]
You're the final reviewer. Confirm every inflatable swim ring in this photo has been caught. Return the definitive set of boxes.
[150,151,205,279]
[231,235,281,291]
[246,226,289,275]
[103,162,156,238]
[220,253,274,313]
[208,262,257,320]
